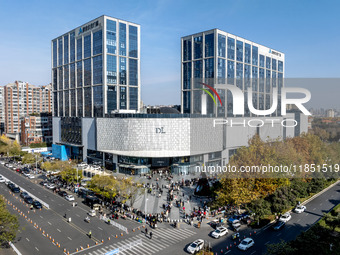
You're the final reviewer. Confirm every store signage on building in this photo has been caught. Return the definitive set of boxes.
[78,20,100,35]
[156,127,166,134]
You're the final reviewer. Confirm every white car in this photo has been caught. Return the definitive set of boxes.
[238,238,254,251]
[65,195,75,201]
[0,161,5,165]
[0,176,5,183]
[46,184,55,189]
[279,212,292,222]
[294,205,306,213]
[187,239,204,254]
[23,172,31,177]
[28,175,35,179]
[211,226,228,238]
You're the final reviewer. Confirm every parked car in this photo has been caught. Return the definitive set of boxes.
[211,226,228,238]
[0,175,5,183]
[272,220,285,230]
[12,187,20,193]
[187,239,204,254]
[238,238,254,251]
[32,201,42,209]
[46,184,55,189]
[65,195,75,201]
[279,212,292,222]
[24,196,34,204]
[228,215,243,223]
[58,190,68,197]
[294,205,306,214]
[20,192,29,198]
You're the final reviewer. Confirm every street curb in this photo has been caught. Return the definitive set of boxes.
[260,179,340,232]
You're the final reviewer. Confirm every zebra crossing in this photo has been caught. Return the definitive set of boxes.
[83,228,197,255]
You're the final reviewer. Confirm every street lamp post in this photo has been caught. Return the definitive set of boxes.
[145,189,148,224]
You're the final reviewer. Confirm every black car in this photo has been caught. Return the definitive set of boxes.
[32,201,42,209]
[39,181,45,186]
[24,196,34,204]
[8,183,15,190]
[273,220,285,230]
[20,192,29,198]
[58,190,68,197]
[12,187,20,193]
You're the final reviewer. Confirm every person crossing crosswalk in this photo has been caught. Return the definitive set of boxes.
[82,228,197,255]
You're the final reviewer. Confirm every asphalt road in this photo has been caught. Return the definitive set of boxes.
[1,164,339,255]
[0,165,143,255]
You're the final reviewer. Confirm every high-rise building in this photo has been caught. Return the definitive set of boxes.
[51,15,140,118]
[2,81,52,135]
[181,29,285,117]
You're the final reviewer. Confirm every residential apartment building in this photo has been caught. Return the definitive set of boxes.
[1,81,52,135]
[20,113,53,146]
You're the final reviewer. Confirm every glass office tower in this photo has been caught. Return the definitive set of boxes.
[52,15,140,118]
[181,29,284,117]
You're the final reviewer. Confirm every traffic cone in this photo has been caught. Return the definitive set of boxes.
[221,249,223,253]
[87,244,90,248]
[108,237,110,240]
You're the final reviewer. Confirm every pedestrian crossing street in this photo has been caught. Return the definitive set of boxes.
[85,228,197,255]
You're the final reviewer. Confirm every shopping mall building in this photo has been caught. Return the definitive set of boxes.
[52,15,308,175]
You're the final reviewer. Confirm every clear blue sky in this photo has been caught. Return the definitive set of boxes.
[0,0,339,107]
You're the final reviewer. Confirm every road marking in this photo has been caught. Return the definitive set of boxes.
[250,252,257,255]
[57,229,61,232]
[297,219,301,222]
[26,238,30,242]
[225,251,231,254]
[40,216,43,218]
[313,208,316,211]
[51,199,54,202]
[58,204,62,206]
[76,214,80,217]
[35,247,39,251]
[265,241,270,245]
[277,233,282,236]
[67,209,70,211]
[67,237,72,240]
[47,222,52,225]
[320,203,323,206]
[98,227,103,230]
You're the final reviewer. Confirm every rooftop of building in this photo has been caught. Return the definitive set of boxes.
[52,15,140,40]
[181,28,284,55]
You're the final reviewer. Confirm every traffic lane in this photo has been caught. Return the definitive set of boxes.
[1,166,143,243]
[1,190,61,254]
[211,182,340,254]
[0,183,99,252]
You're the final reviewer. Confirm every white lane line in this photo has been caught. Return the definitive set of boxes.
[265,241,270,245]
[57,229,61,232]
[35,247,39,251]
[67,209,70,211]
[320,203,323,206]
[225,250,231,254]
[40,216,43,218]
[47,221,52,225]
[51,199,54,202]
[277,233,282,236]
[76,214,80,217]
[98,227,103,230]
[67,236,72,240]
[297,219,301,222]
[250,251,256,255]
[313,208,316,211]
[58,204,62,206]
[26,238,30,242]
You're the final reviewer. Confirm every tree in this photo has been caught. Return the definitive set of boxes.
[266,240,296,255]
[247,198,271,225]
[118,178,143,207]
[0,196,19,246]
[22,153,39,165]
[324,213,340,232]
[9,140,21,156]
[88,175,118,201]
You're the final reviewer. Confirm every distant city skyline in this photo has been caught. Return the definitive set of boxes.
[0,0,339,108]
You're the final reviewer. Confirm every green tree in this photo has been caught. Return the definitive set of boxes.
[266,240,296,255]
[0,196,19,246]
[88,175,118,201]
[247,198,271,225]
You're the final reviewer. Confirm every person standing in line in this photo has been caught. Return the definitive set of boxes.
[150,231,153,239]
[145,227,148,236]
